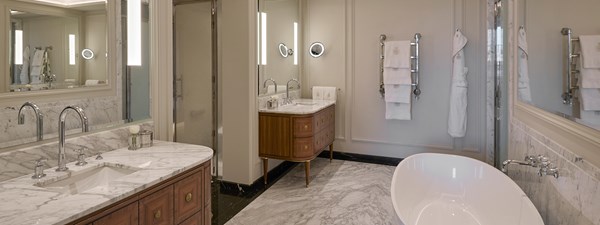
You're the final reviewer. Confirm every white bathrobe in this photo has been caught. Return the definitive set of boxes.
[19,46,30,84]
[448,30,468,138]
[518,27,533,103]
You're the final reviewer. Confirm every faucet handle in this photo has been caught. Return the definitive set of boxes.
[32,158,47,179]
[74,148,88,166]
[34,158,47,166]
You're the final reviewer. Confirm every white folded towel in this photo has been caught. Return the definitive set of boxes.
[383,68,411,85]
[85,80,100,86]
[384,41,411,69]
[578,54,600,88]
[384,84,411,103]
[31,49,45,66]
[312,86,336,102]
[312,86,323,100]
[580,88,600,111]
[385,103,411,120]
[579,35,600,69]
[322,87,336,101]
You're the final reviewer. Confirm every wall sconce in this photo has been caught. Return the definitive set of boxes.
[293,22,298,65]
[127,0,141,66]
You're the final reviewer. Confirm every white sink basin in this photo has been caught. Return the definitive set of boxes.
[294,102,317,106]
[36,164,138,195]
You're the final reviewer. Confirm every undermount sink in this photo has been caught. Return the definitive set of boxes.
[35,164,138,195]
[294,102,317,106]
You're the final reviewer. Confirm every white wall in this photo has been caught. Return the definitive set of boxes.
[221,0,260,185]
[302,0,490,160]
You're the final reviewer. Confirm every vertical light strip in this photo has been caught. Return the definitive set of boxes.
[293,22,298,65]
[257,12,260,65]
[69,34,76,65]
[15,30,23,65]
[260,12,267,65]
[127,0,142,66]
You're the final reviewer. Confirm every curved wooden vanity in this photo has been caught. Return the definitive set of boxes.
[259,100,335,187]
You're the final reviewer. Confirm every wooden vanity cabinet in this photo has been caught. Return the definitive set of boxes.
[259,104,335,187]
[71,161,211,225]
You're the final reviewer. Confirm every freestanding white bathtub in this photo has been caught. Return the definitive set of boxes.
[391,153,544,225]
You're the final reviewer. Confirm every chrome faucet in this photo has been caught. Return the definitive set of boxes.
[18,102,44,141]
[56,106,89,172]
[501,155,538,173]
[263,78,277,94]
[502,155,559,179]
[284,78,300,105]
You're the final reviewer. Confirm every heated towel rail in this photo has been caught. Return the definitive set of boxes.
[561,27,579,105]
[379,33,422,100]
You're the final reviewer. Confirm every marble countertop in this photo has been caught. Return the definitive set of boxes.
[259,99,335,114]
[0,141,213,225]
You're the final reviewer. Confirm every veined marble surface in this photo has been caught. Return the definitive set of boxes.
[509,119,600,225]
[0,141,213,225]
[226,158,401,225]
[0,121,152,182]
[257,90,301,110]
[0,96,123,149]
[259,99,335,115]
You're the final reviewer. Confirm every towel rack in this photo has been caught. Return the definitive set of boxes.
[561,27,579,105]
[379,33,422,100]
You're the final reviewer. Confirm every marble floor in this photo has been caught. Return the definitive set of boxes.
[225,158,402,225]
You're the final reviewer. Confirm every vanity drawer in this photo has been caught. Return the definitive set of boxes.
[293,137,314,158]
[178,211,203,225]
[174,170,204,224]
[293,117,313,137]
[204,163,211,207]
[140,186,174,225]
[93,202,138,225]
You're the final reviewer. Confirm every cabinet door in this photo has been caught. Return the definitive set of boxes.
[93,202,138,225]
[174,170,203,224]
[140,186,174,225]
[178,211,203,225]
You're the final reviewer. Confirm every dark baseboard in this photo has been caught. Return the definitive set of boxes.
[318,151,403,166]
[217,161,298,198]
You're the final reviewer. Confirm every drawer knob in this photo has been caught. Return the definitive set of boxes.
[304,125,308,129]
[185,192,193,202]
[154,210,161,219]
[304,145,308,150]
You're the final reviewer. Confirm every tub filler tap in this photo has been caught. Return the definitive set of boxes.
[502,155,559,178]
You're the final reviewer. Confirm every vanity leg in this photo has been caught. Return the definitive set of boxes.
[304,161,310,187]
[329,143,333,162]
[262,158,268,185]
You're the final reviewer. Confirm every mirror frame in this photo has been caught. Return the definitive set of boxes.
[509,0,600,167]
[278,43,289,58]
[308,42,324,58]
[0,0,118,106]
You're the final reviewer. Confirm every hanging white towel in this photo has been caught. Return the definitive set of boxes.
[31,49,44,66]
[448,30,469,138]
[579,35,600,68]
[383,68,411,85]
[384,84,411,103]
[85,80,100,86]
[18,46,30,84]
[579,59,600,88]
[266,85,287,94]
[580,88,600,111]
[385,103,411,120]
[517,27,533,103]
[383,41,411,69]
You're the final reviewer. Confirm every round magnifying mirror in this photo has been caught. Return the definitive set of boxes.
[278,43,289,58]
[81,48,95,60]
[309,42,325,58]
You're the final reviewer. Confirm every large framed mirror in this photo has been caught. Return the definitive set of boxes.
[516,0,600,131]
[257,0,300,96]
[3,0,108,93]
[513,0,600,168]
[0,0,151,151]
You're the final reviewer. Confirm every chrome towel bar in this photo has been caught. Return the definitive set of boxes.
[561,27,580,105]
[379,33,422,100]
